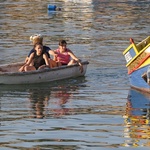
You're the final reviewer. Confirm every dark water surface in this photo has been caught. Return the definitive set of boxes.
[0,0,150,149]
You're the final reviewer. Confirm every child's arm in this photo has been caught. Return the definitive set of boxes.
[43,53,50,67]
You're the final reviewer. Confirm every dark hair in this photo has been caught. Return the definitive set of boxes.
[34,42,43,49]
[59,40,67,46]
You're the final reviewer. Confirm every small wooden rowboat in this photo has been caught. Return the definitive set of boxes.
[0,61,89,85]
[123,36,150,92]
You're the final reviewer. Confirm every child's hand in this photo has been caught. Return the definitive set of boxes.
[19,66,24,72]
[54,53,58,57]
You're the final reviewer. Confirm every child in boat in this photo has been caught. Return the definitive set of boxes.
[49,40,83,72]
[19,43,50,72]
[25,34,57,68]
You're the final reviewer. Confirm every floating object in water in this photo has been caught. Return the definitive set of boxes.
[47,4,61,11]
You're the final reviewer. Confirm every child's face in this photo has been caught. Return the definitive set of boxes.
[59,44,67,51]
[35,44,43,55]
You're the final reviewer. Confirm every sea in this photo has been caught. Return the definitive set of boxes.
[0,0,150,149]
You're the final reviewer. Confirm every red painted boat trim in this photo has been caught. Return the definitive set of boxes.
[128,54,150,74]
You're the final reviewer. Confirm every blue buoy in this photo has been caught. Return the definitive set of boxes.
[47,4,61,11]
[47,5,57,11]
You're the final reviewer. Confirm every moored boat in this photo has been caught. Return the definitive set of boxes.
[0,61,89,85]
[123,36,150,93]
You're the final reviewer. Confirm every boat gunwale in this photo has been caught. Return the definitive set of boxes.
[0,61,89,76]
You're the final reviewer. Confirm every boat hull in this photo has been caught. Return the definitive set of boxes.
[0,61,89,85]
[129,65,150,92]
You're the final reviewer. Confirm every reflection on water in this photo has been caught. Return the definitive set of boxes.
[28,85,77,119]
[50,86,74,117]
[0,77,86,119]
[0,76,126,149]
[28,88,51,119]
[123,89,150,147]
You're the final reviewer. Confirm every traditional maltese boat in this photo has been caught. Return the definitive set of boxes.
[123,36,150,92]
[0,61,89,85]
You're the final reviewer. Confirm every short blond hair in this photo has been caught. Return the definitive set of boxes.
[30,34,43,45]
